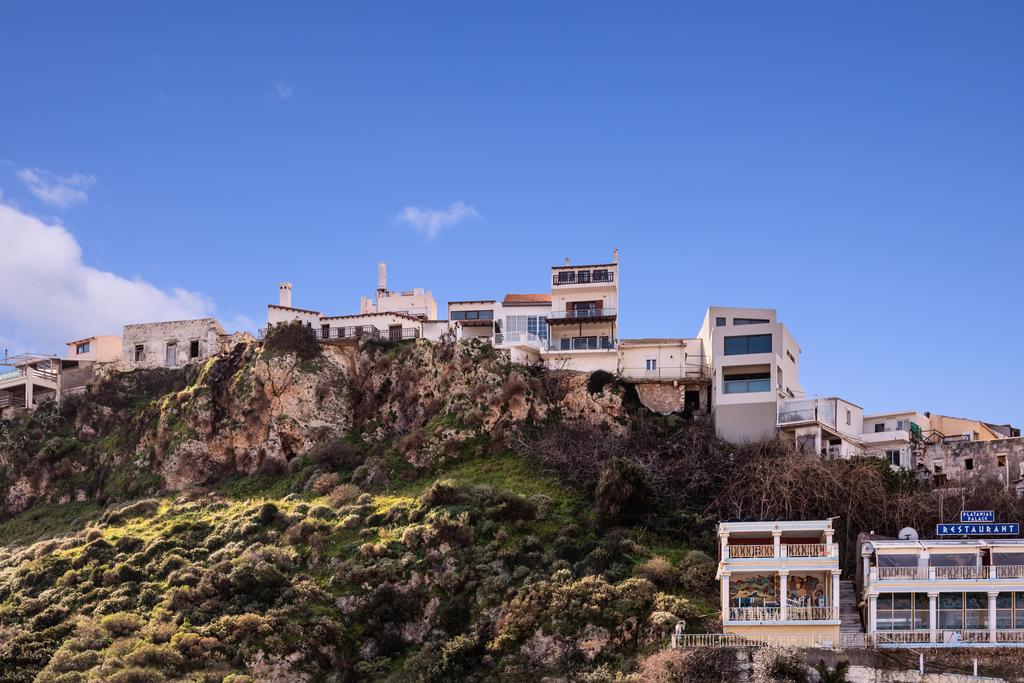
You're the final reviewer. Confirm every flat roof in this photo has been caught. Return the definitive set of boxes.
[447,300,496,305]
[619,338,696,345]
[268,304,321,315]
[502,293,552,305]
[719,520,834,533]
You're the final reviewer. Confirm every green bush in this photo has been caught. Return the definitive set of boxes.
[262,321,321,362]
[100,612,145,637]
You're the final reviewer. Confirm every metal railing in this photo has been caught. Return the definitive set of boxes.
[547,308,617,320]
[259,326,420,342]
[727,544,775,558]
[0,367,57,384]
[619,364,710,381]
[778,397,837,428]
[552,270,614,286]
[0,393,16,408]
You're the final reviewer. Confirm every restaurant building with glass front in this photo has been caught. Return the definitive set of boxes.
[858,535,1024,646]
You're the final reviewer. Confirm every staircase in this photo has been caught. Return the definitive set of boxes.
[839,579,862,633]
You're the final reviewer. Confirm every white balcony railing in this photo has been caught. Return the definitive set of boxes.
[730,607,781,621]
[934,565,989,580]
[788,606,838,621]
[492,332,546,352]
[787,543,830,558]
[995,565,1024,579]
[729,606,837,622]
[877,566,927,581]
[727,544,775,559]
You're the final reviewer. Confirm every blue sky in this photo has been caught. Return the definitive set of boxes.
[1,3,1022,424]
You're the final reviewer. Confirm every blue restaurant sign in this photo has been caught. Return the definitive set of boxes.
[937,522,1020,536]
[960,510,995,523]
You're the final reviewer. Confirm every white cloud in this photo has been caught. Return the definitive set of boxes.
[16,167,96,208]
[396,201,480,239]
[273,80,294,100]
[0,203,214,353]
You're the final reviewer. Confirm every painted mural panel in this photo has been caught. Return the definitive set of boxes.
[729,573,827,607]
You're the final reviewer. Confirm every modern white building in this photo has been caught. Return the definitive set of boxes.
[698,307,805,443]
[859,532,1024,646]
[717,520,844,639]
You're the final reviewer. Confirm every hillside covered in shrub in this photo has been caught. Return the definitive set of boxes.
[2,331,1022,681]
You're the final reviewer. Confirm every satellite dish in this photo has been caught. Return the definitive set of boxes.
[898,527,919,541]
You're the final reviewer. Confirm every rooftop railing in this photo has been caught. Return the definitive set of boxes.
[871,564,1024,582]
[258,326,420,342]
[552,270,614,286]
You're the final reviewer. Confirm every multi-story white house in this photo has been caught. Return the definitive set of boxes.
[265,264,441,343]
[542,251,620,372]
[717,520,844,639]
[698,307,805,443]
[859,532,1024,646]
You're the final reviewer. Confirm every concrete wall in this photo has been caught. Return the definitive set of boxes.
[715,402,779,443]
[122,319,226,369]
[267,305,321,328]
[542,350,617,373]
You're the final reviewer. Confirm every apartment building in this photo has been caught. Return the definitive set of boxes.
[717,520,843,639]
[776,397,866,460]
[541,252,619,372]
[0,336,123,414]
[697,307,805,443]
[859,531,1024,646]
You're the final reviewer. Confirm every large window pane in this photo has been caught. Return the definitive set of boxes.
[724,334,772,355]
[930,554,977,567]
[966,610,988,629]
[893,594,912,610]
[939,610,964,629]
[965,592,987,609]
[940,593,963,609]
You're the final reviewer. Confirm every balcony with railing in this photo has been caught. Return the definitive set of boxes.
[871,564,1024,583]
[493,332,546,353]
[0,366,58,388]
[728,605,838,623]
[777,398,837,429]
[552,269,615,286]
[725,543,837,561]
[619,362,711,382]
[546,308,617,322]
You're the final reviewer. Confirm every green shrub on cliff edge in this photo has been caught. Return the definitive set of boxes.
[262,320,322,362]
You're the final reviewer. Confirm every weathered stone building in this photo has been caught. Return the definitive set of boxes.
[920,437,1024,489]
[122,318,233,369]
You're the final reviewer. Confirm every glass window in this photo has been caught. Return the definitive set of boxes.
[733,318,769,325]
[134,345,144,362]
[76,342,90,354]
[451,310,466,320]
[878,553,918,568]
[930,554,976,567]
[724,334,772,355]
[723,372,772,394]
[715,317,726,326]
[645,359,657,371]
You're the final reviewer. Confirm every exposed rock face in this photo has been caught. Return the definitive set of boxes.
[0,338,628,515]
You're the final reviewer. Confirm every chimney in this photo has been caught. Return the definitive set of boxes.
[377,262,387,292]
[278,282,293,308]
[613,247,619,264]
[563,257,570,266]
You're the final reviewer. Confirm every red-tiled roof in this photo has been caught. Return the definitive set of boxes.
[502,293,552,305]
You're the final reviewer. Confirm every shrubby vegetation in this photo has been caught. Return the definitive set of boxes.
[2,337,1023,679]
